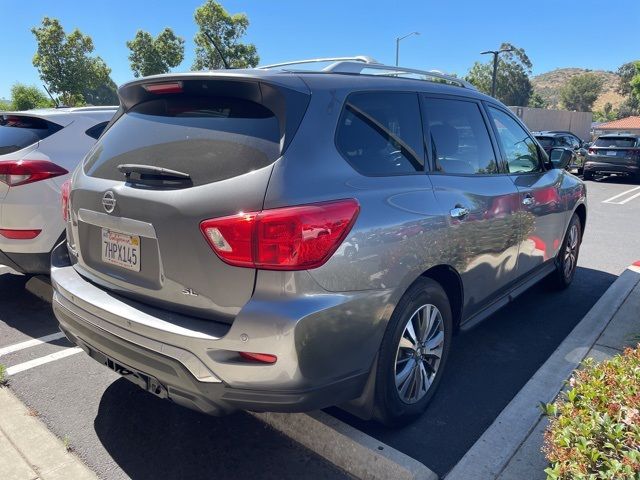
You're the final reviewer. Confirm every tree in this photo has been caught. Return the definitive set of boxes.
[616,61,640,96]
[192,0,259,70]
[528,91,547,108]
[560,73,603,111]
[10,84,54,110]
[127,28,185,78]
[31,17,111,106]
[631,62,640,103]
[83,77,119,106]
[465,43,533,106]
[593,102,617,122]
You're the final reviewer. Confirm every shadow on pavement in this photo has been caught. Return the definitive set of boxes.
[329,266,616,477]
[94,378,346,480]
[590,175,640,185]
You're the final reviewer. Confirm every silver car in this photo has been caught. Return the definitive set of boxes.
[51,57,586,425]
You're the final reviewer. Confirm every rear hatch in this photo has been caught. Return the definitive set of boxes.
[589,136,640,164]
[0,114,64,199]
[68,74,310,322]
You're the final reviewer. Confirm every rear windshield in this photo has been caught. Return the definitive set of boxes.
[84,96,281,186]
[0,115,62,155]
[594,137,638,148]
[535,136,555,147]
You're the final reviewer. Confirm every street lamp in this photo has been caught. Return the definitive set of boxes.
[396,31,420,66]
[480,48,514,97]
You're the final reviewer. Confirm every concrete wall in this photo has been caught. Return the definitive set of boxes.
[508,106,593,141]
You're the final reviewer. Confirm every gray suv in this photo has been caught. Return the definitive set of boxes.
[51,57,586,425]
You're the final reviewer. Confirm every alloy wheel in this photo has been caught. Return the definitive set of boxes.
[394,304,445,404]
[564,224,579,280]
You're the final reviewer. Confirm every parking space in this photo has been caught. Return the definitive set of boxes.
[0,176,638,479]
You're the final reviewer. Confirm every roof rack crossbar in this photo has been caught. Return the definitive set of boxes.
[258,56,380,70]
[324,61,475,89]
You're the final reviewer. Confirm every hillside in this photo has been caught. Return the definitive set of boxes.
[531,68,624,111]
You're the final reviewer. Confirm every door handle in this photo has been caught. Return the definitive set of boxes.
[522,194,535,207]
[450,206,469,219]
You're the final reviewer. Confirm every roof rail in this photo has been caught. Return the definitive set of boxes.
[257,56,380,70]
[324,61,475,89]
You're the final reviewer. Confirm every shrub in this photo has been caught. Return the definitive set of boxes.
[543,346,640,479]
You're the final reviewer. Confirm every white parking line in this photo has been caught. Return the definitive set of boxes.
[6,347,83,376]
[0,332,66,358]
[618,191,640,205]
[602,186,640,204]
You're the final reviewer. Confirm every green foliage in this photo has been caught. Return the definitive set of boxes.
[0,99,13,111]
[82,77,118,106]
[543,346,640,479]
[616,61,640,97]
[465,42,533,106]
[10,83,54,110]
[192,0,259,70]
[529,91,548,108]
[560,73,603,112]
[630,62,640,104]
[593,103,617,122]
[0,364,6,386]
[31,17,111,106]
[127,28,185,78]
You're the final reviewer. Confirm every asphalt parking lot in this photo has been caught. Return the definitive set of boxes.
[1,174,639,479]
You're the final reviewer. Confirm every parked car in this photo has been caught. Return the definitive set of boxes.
[533,131,586,174]
[51,58,586,426]
[583,134,640,181]
[0,107,116,274]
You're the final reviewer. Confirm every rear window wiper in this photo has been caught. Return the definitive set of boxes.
[117,164,191,180]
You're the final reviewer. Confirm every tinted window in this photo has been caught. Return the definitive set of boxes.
[594,137,638,148]
[422,97,497,174]
[85,121,109,140]
[0,115,62,155]
[84,96,281,186]
[488,107,542,174]
[535,136,555,147]
[336,92,424,176]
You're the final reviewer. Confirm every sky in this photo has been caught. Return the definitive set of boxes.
[1,0,639,100]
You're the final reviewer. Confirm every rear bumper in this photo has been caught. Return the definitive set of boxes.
[0,249,57,274]
[51,242,387,415]
[584,160,639,175]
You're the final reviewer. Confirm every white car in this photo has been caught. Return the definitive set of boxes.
[0,106,116,274]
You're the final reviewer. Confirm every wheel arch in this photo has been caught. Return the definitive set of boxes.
[420,265,464,330]
[574,203,587,237]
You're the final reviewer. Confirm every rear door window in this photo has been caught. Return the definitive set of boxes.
[0,115,62,155]
[594,137,637,148]
[422,97,498,175]
[335,92,424,176]
[85,121,109,140]
[84,96,282,186]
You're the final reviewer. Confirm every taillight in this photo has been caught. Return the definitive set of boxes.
[588,148,595,154]
[0,160,68,187]
[61,179,71,222]
[0,229,41,239]
[143,82,183,94]
[200,199,360,270]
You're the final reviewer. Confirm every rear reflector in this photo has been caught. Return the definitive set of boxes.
[239,352,278,364]
[0,229,41,240]
[200,199,360,271]
[61,179,71,222]
[143,82,183,94]
[0,160,68,187]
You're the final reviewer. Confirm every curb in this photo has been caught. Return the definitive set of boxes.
[0,386,97,480]
[25,275,53,303]
[446,266,640,480]
[253,411,438,480]
[13,271,438,480]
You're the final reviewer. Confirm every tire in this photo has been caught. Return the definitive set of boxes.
[546,214,581,290]
[373,278,452,426]
[583,170,593,180]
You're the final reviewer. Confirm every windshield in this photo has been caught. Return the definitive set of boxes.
[0,115,62,155]
[594,137,637,148]
[535,136,554,147]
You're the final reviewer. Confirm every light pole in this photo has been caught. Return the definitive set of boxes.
[396,31,420,66]
[480,48,514,97]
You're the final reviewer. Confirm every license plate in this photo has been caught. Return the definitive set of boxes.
[101,228,140,271]
[607,150,617,156]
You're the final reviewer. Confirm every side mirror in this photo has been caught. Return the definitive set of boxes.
[549,147,572,170]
